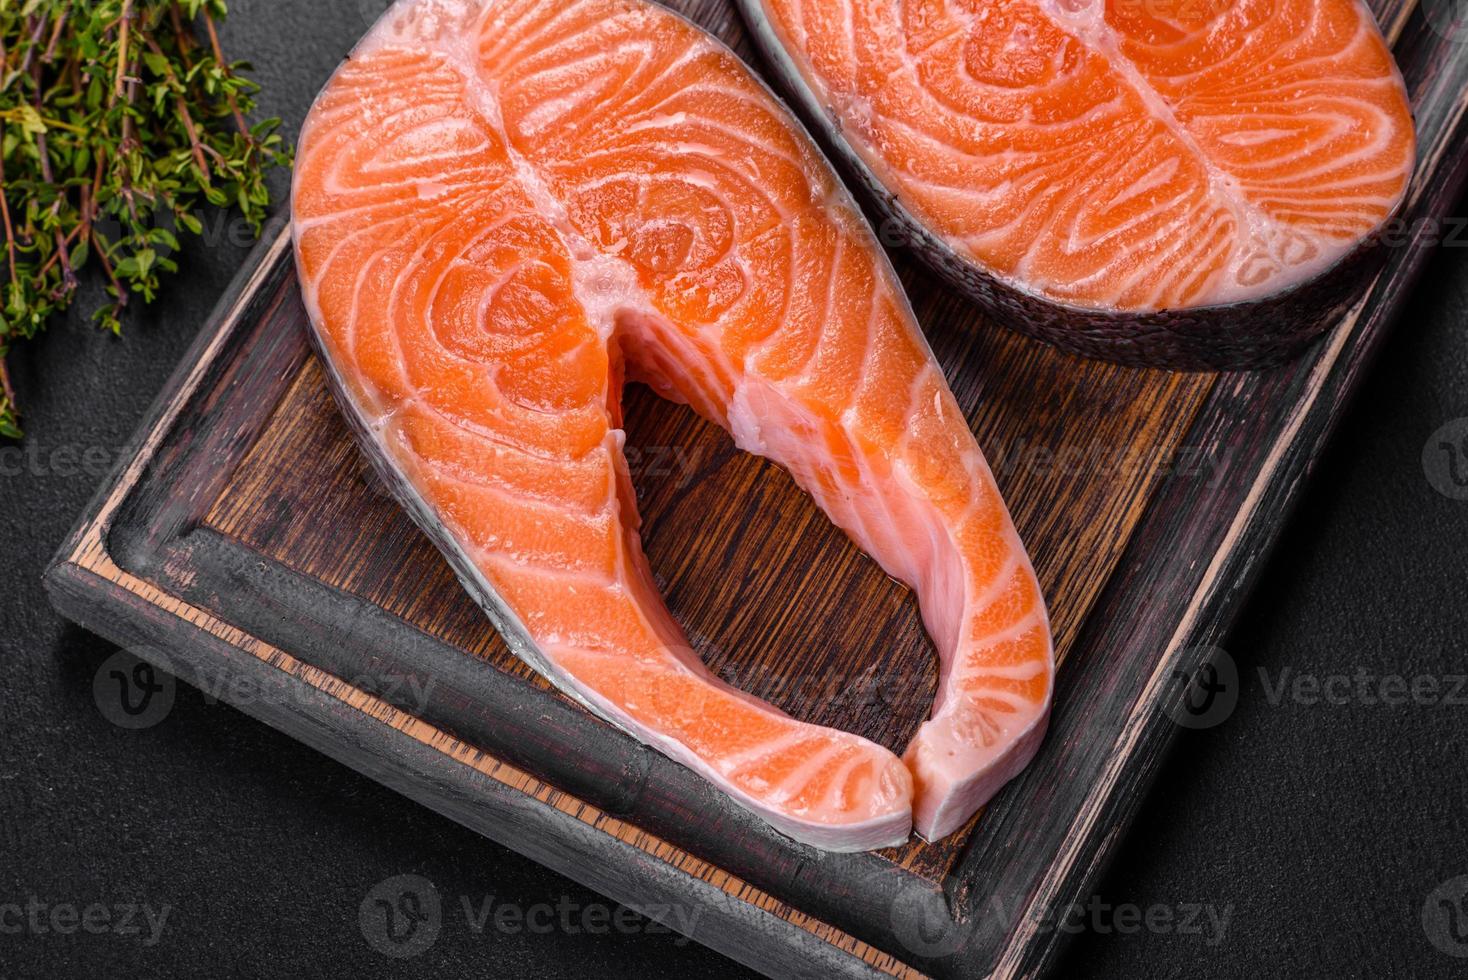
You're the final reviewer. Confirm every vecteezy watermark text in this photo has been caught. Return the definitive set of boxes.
[889,885,1233,959]
[0,441,119,479]
[458,893,699,942]
[358,874,703,959]
[1259,666,1468,709]
[0,898,170,946]
[1162,647,1468,730]
[623,445,700,488]
[987,437,1231,489]
[92,647,438,731]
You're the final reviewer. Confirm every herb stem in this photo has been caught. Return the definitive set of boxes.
[0,122,18,292]
[32,128,76,296]
[118,51,140,224]
[113,1,131,101]
[168,3,195,68]
[16,14,47,80]
[142,35,210,183]
[41,10,67,63]
[202,11,250,139]
[89,229,127,313]
[0,0,292,436]
[34,221,84,282]
[0,355,15,414]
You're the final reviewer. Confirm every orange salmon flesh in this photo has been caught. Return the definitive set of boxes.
[753,0,1415,312]
[292,0,1054,850]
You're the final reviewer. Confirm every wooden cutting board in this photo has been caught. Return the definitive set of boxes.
[44,2,1468,977]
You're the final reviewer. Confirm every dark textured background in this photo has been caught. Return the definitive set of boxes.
[3,3,1466,977]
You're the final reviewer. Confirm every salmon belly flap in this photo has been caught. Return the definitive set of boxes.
[291,0,1054,850]
[744,0,1416,361]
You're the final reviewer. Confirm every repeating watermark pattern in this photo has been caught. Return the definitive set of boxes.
[92,649,177,731]
[358,874,703,958]
[356,443,701,507]
[1423,418,1468,500]
[1258,666,1468,709]
[92,645,437,731]
[673,621,936,718]
[988,438,1231,489]
[191,665,437,717]
[360,875,442,960]
[0,898,171,947]
[458,893,700,943]
[1423,876,1468,958]
[1160,646,1468,730]
[887,880,1232,960]
[717,663,933,718]
[1373,216,1468,250]
[1161,645,1240,730]
[624,445,701,489]
[1423,0,1468,45]
[0,442,121,479]
[94,203,289,261]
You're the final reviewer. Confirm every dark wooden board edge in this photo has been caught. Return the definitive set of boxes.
[42,558,904,980]
[47,231,298,579]
[947,7,1468,975]
[43,232,931,979]
[41,3,1468,977]
[87,236,954,962]
[139,523,952,953]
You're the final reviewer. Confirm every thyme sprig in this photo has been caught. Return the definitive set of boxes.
[0,0,292,438]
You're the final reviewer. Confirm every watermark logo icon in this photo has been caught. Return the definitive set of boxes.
[888,879,973,958]
[1162,645,1239,730]
[92,649,176,730]
[883,873,1234,962]
[1423,0,1468,44]
[1423,418,1468,500]
[1424,876,1468,958]
[360,874,442,959]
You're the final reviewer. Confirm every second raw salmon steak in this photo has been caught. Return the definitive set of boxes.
[739,0,1416,367]
[292,0,1054,849]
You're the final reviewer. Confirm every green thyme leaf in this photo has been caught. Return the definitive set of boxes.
[0,0,294,438]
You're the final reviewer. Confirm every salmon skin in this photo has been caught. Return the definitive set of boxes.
[738,0,1417,369]
[291,0,1054,850]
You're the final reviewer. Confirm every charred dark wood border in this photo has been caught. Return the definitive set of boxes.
[44,228,921,979]
[43,557,901,980]
[95,238,948,965]
[952,4,1468,975]
[44,2,1468,977]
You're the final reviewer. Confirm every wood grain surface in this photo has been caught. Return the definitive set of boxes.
[203,273,1212,878]
[45,1,1468,977]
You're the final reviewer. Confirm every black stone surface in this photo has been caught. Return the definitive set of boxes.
[2,3,1465,977]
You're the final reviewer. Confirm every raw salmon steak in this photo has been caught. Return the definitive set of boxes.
[739,0,1417,368]
[291,0,1053,849]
